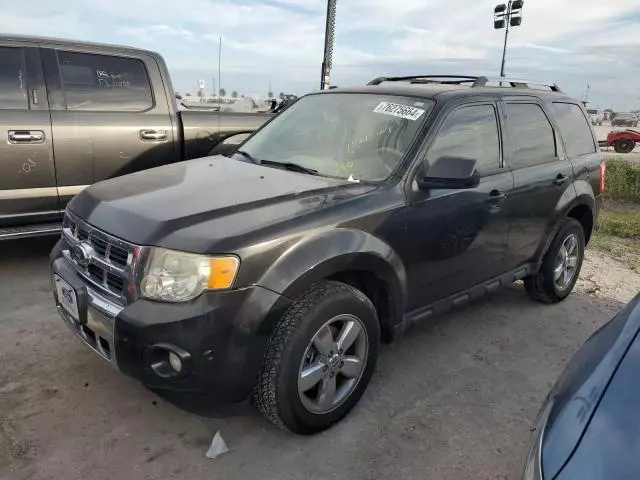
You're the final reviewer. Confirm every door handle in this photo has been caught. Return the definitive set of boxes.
[140,129,167,141]
[485,190,507,206]
[8,130,44,143]
[552,174,570,186]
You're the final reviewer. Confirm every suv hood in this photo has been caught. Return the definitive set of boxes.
[68,156,374,253]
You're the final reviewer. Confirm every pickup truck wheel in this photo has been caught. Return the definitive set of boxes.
[524,218,585,304]
[613,139,635,153]
[253,280,380,434]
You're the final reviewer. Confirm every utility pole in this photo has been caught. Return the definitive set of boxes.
[499,2,511,78]
[320,0,337,90]
[581,84,591,107]
[494,1,524,78]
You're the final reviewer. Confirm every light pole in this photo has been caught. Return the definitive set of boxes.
[494,0,524,78]
[320,0,337,90]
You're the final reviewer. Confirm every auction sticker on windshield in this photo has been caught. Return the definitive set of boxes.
[373,102,425,121]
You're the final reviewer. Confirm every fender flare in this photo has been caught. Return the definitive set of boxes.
[256,228,408,334]
[536,196,596,264]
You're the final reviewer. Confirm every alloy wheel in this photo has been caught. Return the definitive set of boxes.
[298,314,368,414]
[554,233,579,291]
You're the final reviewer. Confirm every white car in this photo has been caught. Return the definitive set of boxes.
[586,108,603,126]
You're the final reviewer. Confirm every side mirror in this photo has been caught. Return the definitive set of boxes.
[417,156,480,190]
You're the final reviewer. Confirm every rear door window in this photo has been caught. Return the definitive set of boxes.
[550,102,596,157]
[57,51,153,112]
[505,103,556,169]
[428,104,501,174]
[0,47,28,110]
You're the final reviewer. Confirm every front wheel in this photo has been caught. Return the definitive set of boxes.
[524,218,585,303]
[253,281,380,434]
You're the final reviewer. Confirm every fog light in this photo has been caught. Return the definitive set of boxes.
[169,351,182,373]
[143,343,192,379]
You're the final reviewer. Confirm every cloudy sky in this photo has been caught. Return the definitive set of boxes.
[1,0,639,109]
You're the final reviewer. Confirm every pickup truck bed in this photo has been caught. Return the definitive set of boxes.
[0,34,271,239]
[180,110,267,160]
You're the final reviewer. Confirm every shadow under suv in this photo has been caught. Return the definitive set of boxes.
[50,75,604,434]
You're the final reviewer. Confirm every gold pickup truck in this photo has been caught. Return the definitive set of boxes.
[0,34,271,240]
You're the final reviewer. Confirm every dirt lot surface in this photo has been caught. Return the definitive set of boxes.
[1,238,638,480]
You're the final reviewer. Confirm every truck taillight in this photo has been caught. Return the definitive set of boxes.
[599,161,606,193]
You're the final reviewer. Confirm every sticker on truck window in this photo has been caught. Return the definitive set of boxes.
[373,102,425,121]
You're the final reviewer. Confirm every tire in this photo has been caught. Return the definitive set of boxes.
[613,138,635,154]
[253,280,380,434]
[524,218,585,304]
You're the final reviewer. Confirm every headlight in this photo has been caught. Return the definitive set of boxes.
[140,248,239,302]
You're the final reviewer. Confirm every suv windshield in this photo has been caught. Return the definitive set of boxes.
[235,93,433,181]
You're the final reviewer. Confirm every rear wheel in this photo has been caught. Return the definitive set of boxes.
[613,138,635,153]
[524,218,585,304]
[253,280,380,434]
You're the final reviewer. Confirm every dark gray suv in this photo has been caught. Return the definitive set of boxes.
[51,75,604,434]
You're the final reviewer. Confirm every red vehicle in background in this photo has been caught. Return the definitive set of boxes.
[606,129,640,153]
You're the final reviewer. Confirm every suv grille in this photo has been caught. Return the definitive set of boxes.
[62,212,137,305]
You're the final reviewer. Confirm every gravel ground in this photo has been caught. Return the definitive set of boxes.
[0,237,637,480]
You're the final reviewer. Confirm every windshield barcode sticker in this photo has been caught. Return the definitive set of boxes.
[373,102,425,121]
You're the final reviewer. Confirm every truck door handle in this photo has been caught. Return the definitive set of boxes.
[8,130,44,143]
[552,174,570,186]
[140,129,167,141]
[485,190,507,206]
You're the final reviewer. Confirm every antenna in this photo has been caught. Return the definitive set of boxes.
[217,37,222,131]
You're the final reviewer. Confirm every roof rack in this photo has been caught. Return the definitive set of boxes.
[368,75,480,86]
[367,75,562,93]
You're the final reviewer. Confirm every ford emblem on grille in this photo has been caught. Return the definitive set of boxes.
[71,242,94,267]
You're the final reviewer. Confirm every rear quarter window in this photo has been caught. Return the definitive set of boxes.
[550,103,596,157]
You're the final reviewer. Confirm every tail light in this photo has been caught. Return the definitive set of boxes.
[599,161,606,193]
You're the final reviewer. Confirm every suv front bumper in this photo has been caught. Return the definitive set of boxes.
[51,240,291,405]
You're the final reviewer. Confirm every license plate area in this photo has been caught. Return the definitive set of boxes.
[54,274,80,321]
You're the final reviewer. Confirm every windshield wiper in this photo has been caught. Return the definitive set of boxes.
[235,151,319,176]
[259,159,319,176]
[234,149,260,164]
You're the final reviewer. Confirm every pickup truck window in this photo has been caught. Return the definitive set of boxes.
[0,47,28,110]
[551,103,597,157]
[506,103,557,169]
[428,104,501,174]
[57,51,153,112]
[237,93,433,182]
